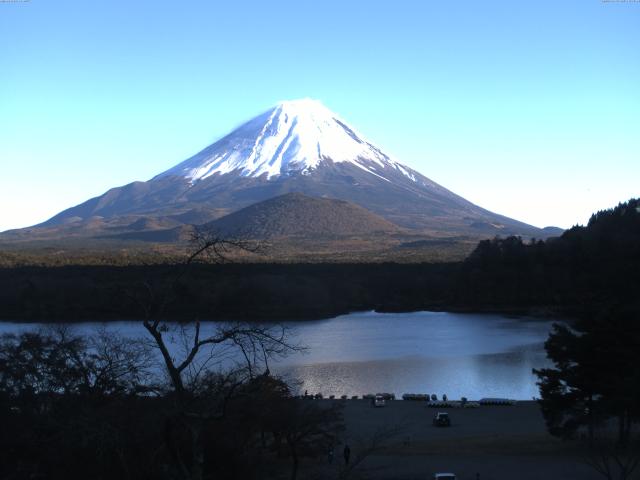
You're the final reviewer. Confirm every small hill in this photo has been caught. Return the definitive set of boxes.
[204,192,401,239]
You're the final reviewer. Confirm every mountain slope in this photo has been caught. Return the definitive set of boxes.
[30,98,547,238]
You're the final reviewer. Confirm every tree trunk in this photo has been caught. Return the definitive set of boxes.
[274,432,283,457]
[618,415,624,446]
[617,414,630,447]
[617,410,632,448]
[190,423,204,480]
[588,396,595,447]
[143,323,185,394]
[165,416,190,479]
[624,413,631,445]
[286,436,298,480]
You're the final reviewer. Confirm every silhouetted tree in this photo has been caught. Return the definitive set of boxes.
[535,308,640,448]
[0,328,160,480]
[0,327,152,400]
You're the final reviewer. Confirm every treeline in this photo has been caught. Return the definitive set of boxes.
[527,201,640,476]
[454,198,640,316]
[0,262,456,322]
[1,198,638,322]
[452,199,640,476]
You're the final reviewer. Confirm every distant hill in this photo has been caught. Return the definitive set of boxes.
[204,192,400,239]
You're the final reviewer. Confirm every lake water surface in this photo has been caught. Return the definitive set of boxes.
[0,311,555,400]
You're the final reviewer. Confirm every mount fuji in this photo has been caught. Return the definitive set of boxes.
[19,99,550,240]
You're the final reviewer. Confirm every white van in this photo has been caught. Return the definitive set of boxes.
[434,474,456,480]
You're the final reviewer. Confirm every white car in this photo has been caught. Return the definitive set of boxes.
[373,394,386,407]
[434,474,456,480]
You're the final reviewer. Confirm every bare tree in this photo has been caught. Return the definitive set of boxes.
[125,229,296,393]
[128,229,303,480]
[0,326,153,399]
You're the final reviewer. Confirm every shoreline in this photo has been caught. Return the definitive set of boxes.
[0,304,570,323]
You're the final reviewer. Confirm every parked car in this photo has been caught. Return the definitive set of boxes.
[433,412,451,427]
[433,473,456,480]
[373,394,386,407]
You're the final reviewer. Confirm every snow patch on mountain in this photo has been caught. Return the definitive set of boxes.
[155,99,415,183]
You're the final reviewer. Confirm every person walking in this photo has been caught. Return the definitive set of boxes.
[343,444,351,466]
[328,445,334,464]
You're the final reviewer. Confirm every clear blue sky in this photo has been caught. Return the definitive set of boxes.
[1,0,638,231]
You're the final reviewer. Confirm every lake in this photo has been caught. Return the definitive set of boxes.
[0,311,555,400]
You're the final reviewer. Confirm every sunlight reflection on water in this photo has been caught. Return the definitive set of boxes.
[272,312,553,399]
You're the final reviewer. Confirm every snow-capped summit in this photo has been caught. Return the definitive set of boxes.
[156,98,412,182]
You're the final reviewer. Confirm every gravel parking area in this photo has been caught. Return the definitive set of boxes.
[302,400,602,480]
